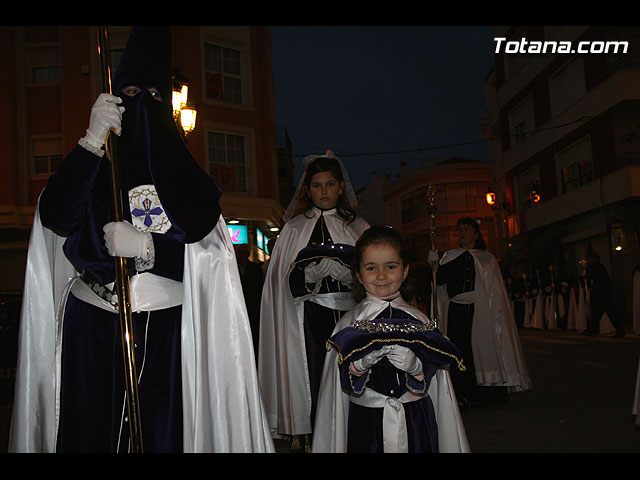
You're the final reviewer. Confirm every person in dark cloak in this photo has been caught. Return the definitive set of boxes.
[9,26,274,454]
[436,218,509,408]
[585,251,625,337]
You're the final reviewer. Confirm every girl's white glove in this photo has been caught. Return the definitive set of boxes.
[351,345,394,374]
[386,345,423,377]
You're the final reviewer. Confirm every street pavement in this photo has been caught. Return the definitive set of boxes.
[2,328,639,453]
[460,328,640,453]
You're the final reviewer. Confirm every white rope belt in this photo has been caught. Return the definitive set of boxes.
[293,291,355,311]
[349,387,425,453]
[450,291,475,304]
[70,272,183,314]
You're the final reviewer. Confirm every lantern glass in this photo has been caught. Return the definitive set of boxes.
[172,84,188,115]
[180,107,197,134]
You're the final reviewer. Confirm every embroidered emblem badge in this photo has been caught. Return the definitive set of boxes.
[128,184,172,234]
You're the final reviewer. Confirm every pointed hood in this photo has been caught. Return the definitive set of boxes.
[112,26,221,244]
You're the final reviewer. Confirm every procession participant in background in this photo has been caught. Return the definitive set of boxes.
[531,270,545,330]
[312,226,469,453]
[435,217,532,408]
[585,251,624,337]
[556,279,570,331]
[9,26,273,453]
[566,278,579,331]
[544,266,558,330]
[522,274,533,328]
[234,242,264,359]
[258,150,369,452]
[509,274,526,328]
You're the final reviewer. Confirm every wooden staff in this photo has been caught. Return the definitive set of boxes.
[96,26,144,453]
[426,184,438,323]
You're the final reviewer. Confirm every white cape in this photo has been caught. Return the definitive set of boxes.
[437,248,532,393]
[311,294,469,453]
[258,208,369,436]
[9,204,274,453]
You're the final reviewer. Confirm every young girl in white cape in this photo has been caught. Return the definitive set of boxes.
[312,226,469,453]
[258,151,369,452]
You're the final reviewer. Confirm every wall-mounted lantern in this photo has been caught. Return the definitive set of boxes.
[172,69,197,136]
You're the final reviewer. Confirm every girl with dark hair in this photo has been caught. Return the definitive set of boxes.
[313,226,469,453]
[258,150,369,452]
[294,156,356,224]
[350,225,415,302]
[456,216,487,250]
[435,217,532,408]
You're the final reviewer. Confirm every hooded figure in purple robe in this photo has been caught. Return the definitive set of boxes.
[9,26,274,454]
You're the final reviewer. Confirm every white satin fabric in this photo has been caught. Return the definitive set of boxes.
[532,292,544,330]
[349,388,420,453]
[576,283,589,332]
[8,205,76,453]
[181,216,274,452]
[9,204,274,453]
[437,248,532,393]
[258,207,369,436]
[311,294,469,453]
[69,272,183,314]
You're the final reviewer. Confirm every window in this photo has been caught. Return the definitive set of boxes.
[208,132,247,192]
[556,136,593,193]
[503,27,529,79]
[514,167,540,211]
[508,95,535,146]
[401,191,426,225]
[28,46,61,83]
[204,43,243,104]
[549,57,586,115]
[32,138,63,175]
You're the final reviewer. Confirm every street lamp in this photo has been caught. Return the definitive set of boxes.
[172,69,197,137]
[486,188,497,206]
[529,185,541,204]
[486,187,510,214]
[610,221,628,254]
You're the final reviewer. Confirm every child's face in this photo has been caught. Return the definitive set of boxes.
[306,171,344,210]
[356,243,409,299]
[457,223,479,249]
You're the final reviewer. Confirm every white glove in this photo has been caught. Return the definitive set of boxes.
[304,257,352,284]
[103,220,151,259]
[351,345,393,373]
[82,93,125,150]
[386,345,423,377]
[304,257,333,283]
[327,261,353,284]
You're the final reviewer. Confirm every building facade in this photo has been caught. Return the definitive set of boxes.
[0,25,284,290]
[379,158,495,307]
[484,25,640,322]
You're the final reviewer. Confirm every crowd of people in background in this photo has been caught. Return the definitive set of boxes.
[504,253,628,338]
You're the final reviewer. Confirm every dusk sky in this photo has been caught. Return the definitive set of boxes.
[269,26,497,191]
